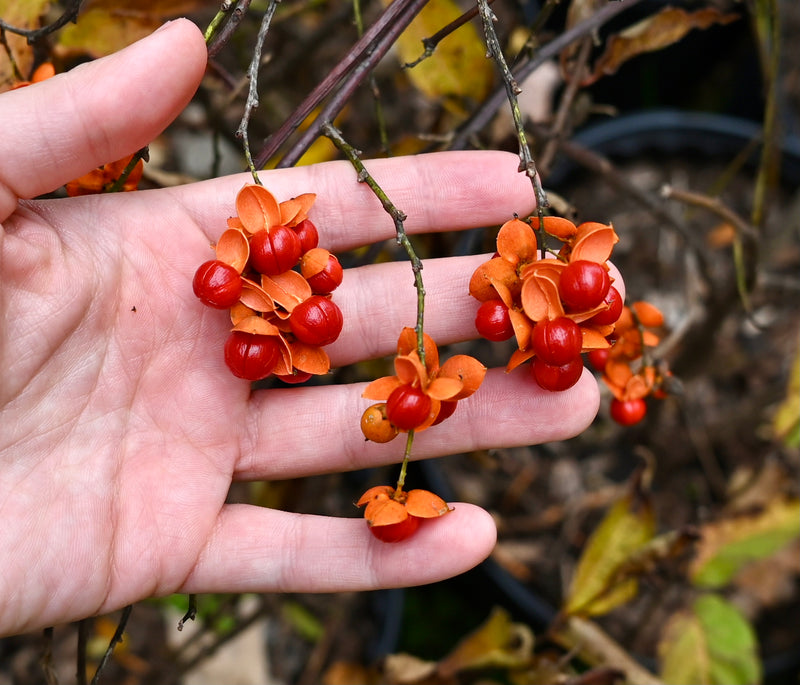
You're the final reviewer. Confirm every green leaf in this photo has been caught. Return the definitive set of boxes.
[690,497,800,588]
[563,478,656,616]
[659,594,761,685]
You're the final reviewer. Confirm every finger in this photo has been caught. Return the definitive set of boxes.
[0,19,207,219]
[235,366,599,480]
[180,502,496,594]
[171,150,537,252]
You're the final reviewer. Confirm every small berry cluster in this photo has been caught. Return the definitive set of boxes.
[357,329,486,543]
[470,216,622,392]
[357,486,451,542]
[359,328,486,443]
[193,184,344,382]
[65,153,144,197]
[8,63,145,198]
[587,301,669,425]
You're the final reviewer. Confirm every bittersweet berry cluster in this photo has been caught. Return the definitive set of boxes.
[193,184,344,382]
[470,216,622,392]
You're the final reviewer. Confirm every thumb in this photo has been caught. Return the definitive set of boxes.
[0,18,207,219]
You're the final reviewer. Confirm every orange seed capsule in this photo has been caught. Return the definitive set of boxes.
[360,403,399,443]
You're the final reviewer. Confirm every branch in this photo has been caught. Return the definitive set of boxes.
[451,0,646,150]
[402,0,497,68]
[477,0,548,241]
[206,0,254,58]
[0,0,83,44]
[254,0,428,168]
[89,606,133,685]
[236,0,281,184]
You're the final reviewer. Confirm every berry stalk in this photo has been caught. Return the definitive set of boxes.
[323,122,430,494]
[322,121,428,366]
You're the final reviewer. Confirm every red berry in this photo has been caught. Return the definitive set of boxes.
[475,299,514,341]
[249,225,302,275]
[385,384,432,431]
[559,260,611,310]
[587,348,610,372]
[588,286,623,326]
[368,516,420,543]
[432,400,458,425]
[532,317,583,365]
[192,260,242,309]
[275,370,313,384]
[293,219,319,253]
[224,331,282,380]
[289,295,343,346]
[301,250,344,294]
[531,356,584,391]
[609,398,647,425]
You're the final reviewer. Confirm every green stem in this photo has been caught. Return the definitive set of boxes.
[105,147,148,193]
[321,121,427,365]
[204,2,231,42]
[395,431,415,492]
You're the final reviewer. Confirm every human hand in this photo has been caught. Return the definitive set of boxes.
[0,19,613,637]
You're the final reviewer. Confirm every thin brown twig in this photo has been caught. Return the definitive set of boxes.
[252,0,419,167]
[477,0,549,240]
[236,0,281,184]
[170,597,271,679]
[451,0,646,150]
[353,0,390,155]
[176,594,198,631]
[538,35,593,175]
[660,185,759,243]
[0,0,82,44]
[530,122,710,266]
[322,121,424,493]
[0,26,24,82]
[661,183,759,309]
[402,0,498,69]
[274,0,429,168]
[40,627,58,685]
[77,619,88,685]
[751,0,780,230]
[89,605,133,685]
[207,0,254,58]
[511,0,567,69]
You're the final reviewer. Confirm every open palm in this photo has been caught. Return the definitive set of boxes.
[0,20,607,637]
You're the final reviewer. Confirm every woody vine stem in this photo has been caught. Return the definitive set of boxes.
[322,121,423,491]
[477,0,549,256]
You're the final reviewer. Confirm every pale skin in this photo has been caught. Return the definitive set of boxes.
[0,19,619,637]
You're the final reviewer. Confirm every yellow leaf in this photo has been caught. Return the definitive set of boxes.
[54,0,205,58]
[386,0,493,101]
[771,345,799,447]
[564,472,656,616]
[436,607,533,678]
[586,7,740,85]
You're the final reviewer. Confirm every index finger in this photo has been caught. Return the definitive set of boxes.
[169,150,537,252]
